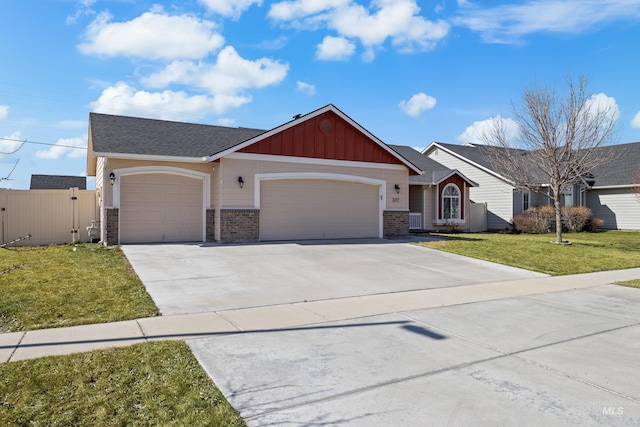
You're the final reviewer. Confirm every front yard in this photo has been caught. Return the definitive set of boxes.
[0,243,244,426]
[416,230,640,276]
[0,341,245,426]
[0,244,158,332]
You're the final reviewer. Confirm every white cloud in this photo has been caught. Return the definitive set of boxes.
[1,131,24,153]
[217,118,237,127]
[78,9,225,60]
[585,92,620,122]
[631,112,640,128]
[90,82,250,120]
[399,93,436,117]
[269,0,350,20]
[455,0,640,43]
[0,105,8,120]
[296,81,316,96]
[269,0,450,60]
[142,46,289,97]
[198,0,263,19]
[316,36,356,61]
[66,0,96,24]
[457,116,519,145]
[36,136,87,160]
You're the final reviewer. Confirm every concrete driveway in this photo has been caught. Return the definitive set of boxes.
[189,284,640,426]
[121,240,640,425]
[121,238,547,315]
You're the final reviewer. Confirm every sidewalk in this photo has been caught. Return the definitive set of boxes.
[2,268,639,363]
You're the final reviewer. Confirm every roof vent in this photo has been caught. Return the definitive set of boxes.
[292,114,302,120]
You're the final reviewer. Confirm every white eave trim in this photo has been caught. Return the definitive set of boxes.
[94,152,208,164]
[226,152,409,171]
[424,142,514,185]
[206,104,423,175]
[590,184,639,190]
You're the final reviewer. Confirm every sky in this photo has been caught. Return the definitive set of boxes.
[1,0,640,190]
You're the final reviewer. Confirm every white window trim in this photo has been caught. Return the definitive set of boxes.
[442,183,461,221]
[522,190,531,211]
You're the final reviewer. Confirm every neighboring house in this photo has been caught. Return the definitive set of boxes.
[418,141,640,231]
[87,104,422,245]
[30,174,87,190]
[389,145,478,232]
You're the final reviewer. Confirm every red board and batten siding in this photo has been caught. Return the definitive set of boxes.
[239,110,410,169]
[438,174,466,220]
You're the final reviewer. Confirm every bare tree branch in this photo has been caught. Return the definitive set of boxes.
[1,139,25,182]
[479,75,620,244]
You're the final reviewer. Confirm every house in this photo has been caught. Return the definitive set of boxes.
[30,174,87,190]
[389,145,478,232]
[87,104,422,245]
[417,141,640,231]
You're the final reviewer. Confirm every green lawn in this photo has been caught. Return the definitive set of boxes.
[617,279,640,289]
[416,231,640,276]
[0,244,159,332]
[0,341,246,426]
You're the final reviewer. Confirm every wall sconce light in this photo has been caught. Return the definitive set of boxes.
[109,172,116,186]
[238,176,244,189]
[394,184,400,194]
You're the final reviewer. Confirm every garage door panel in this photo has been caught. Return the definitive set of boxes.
[260,179,379,241]
[120,173,203,244]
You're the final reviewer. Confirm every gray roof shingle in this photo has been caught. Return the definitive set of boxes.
[89,113,267,158]
[389,145,458,184]
[30,175,86,190]
[435,141,640,187]
[587,141,640,187]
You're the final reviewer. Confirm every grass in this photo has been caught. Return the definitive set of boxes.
[416,230,640,276]
[0,244,159,332]
[0,341,246,426]
[617,279,640,289]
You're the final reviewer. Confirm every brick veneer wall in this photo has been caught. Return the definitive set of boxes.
[219,209,260,243]
[383,210,409,238]
[206,209,215,242]
[105,208,119,245]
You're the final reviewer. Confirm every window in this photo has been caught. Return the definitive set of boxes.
[443,184,460,220]
[561,185,574,207]
[522,191,530,211]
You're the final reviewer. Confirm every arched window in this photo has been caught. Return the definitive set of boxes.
[442,184,460,220]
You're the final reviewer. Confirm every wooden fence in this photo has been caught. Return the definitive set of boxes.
[0,188,98,246]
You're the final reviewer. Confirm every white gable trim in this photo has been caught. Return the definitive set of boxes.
[423,142,513,185]
[207,104,422,175]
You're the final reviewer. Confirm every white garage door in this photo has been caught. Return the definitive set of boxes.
[120,173,203,244]
[260,179,380,241]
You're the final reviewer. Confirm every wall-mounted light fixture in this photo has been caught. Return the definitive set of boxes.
[109,172,116,186]
[394,184,400,194]
[238,176,244,189]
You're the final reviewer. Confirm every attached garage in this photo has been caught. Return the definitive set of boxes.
[259,178,381,241]
[119,173,204,243]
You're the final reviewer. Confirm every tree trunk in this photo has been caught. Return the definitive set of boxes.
[554,195,563,243]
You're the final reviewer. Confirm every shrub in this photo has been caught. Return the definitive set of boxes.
[528,205,555,233]
[585,217,605,232]
[561,206,592,232]
[512,214,537,234]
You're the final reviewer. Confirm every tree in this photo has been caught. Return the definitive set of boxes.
[480,76,619,244]
[634,163,640,201]
[1,138,25,183]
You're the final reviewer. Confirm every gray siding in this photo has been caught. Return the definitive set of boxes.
[586,189,640,230]
[428,148,514,230]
